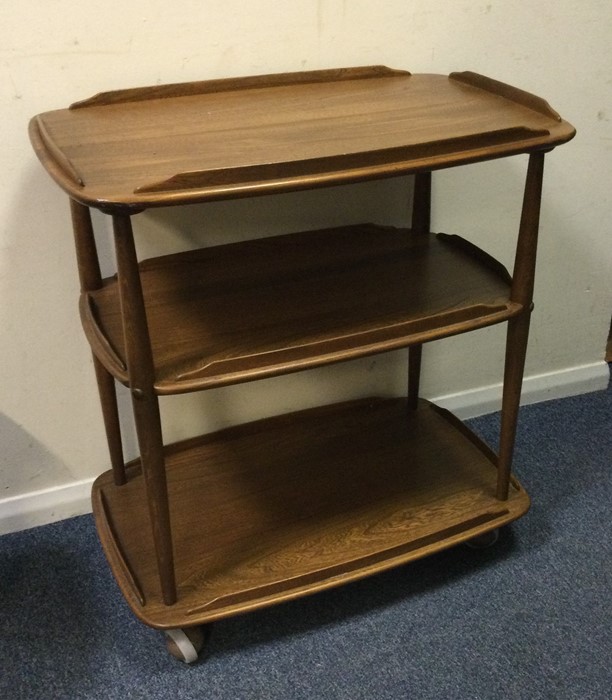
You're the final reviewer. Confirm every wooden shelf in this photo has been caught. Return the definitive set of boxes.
[92,397,530,629]
[83,224,520,394]
[29,67,575,211]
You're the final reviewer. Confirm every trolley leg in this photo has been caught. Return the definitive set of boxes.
[407,171,432,409]
[408,345,423,410]
[497,311,531,500]
[93,356,127,486]
[130,387,176,604]
[113,213,177,605]
[497,151,545,500]
[69,200,128,487]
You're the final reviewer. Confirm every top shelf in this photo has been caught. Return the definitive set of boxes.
[29,66,575,212]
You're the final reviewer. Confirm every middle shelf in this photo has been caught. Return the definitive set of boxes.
[82,223,521,394]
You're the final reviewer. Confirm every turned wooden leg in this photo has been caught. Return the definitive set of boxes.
[497,311,531,500]
[130,387,176,604]
[497,151,545,500]
[70,200,127,484]
[407,171,432,409]
[113,213,177,605]
[408,345,423,410]
[92,356,127,486]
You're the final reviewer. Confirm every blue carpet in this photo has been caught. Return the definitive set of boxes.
[1,383,610,699]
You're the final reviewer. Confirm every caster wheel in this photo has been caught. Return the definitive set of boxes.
[164,625,211,664]
[465,528,500,549]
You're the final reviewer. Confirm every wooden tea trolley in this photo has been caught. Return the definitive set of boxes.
[29,67,575,662]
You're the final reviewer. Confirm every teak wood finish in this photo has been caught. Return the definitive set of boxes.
[93,397,529,629]
[30,67,575,632]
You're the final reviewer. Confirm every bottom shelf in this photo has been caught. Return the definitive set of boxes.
[92,398,530,629]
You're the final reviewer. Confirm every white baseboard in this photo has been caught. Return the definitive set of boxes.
[433,360,610,419]
[1,361,608,536]
[0,478,95,536]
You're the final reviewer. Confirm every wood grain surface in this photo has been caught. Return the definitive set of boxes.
[93,398,530,629]
[83,224,520,393]
[29,68,575,210]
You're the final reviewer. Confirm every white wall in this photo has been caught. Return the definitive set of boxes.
[1,1,610,531]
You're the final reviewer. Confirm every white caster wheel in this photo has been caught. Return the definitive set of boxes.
[465,528,500,549]
[164,625,210,663]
